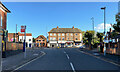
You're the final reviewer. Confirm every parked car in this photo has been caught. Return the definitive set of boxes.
[79,45,85,49]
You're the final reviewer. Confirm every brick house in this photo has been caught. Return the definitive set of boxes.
[35,35,47,47]
[8,33,19,42]
[8,32,33,48]
[0,2,11,29]
[48,26,82,48]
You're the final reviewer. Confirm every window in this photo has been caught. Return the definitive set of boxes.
[76,33,78,36]
[71,33,73,36]
[50,37,52,40]
[37,40,38,41]
[67,33,69,36]
[39,40,41,41]
[54,33,56,36]
[58,33,61,36]
[50,33,52,36]
[71,38,73,40]
[62,37,64,40]
[67,38,69,40]
[59,37,61,40]
[76,38,78,40]
[1,16,2,26]
[29,39,31,41]
[53,37,56,40]
[62,33,64,36]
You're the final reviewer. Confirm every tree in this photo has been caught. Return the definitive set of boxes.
[33,38,36,42]
[84,30,95,49]
[112,22,120,33]
[97,32,104,43]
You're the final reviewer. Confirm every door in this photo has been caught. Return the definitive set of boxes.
[29,44,31,48]
[61,44,64,48]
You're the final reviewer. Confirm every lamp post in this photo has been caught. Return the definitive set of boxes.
[101,7,106,56]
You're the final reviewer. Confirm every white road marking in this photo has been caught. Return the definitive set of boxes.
[78,50,120,67]
[11,51,46,72]
[66,54,70,59]
[70,62,76,72]
[64,51,66,54]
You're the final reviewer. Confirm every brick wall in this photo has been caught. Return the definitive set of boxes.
[6,42,23,50]
[0,9,7,30]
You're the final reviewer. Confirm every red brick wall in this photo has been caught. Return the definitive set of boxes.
[0,9,7,30]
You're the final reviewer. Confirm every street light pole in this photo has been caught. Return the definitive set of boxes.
[101,7,106,56]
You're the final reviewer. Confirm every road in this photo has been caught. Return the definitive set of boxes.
[14,48,120,72]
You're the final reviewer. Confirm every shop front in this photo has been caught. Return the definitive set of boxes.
[74,41,82,47]
[58,41,66,48]
[66,41,73,47]
[49,41,58,48]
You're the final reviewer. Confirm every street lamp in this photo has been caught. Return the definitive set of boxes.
[101,7,106,56]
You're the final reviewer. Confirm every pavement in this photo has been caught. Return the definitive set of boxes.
[78,48,120,65]
[2,48,45,71]
[4,48,119,72]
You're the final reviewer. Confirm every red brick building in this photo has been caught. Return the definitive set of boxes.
[0,2,11,30]
[35,35,47,47]
[48,26,82,48]
[8,33,19,42]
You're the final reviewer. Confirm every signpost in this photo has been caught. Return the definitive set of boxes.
[21,25,26,58]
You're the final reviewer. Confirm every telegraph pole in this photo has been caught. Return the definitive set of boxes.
[101,7,106,56]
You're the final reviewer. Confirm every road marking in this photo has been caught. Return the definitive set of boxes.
[77,50,120,67]
[70,62,76,72]
[66,54,70,59]
[64,51,66,54]
[11,51,46,72]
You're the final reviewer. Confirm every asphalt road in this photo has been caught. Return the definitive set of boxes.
[15,48,120,72]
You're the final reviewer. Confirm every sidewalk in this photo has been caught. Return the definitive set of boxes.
[2,48,44,71]
[79,48,120,65]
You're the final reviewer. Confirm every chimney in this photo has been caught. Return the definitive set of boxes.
[57,26,59,29]
[72,26,74,29]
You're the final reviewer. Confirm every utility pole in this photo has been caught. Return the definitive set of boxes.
[101,7,106,56]
[24,26,26,58]
[16,24,17,42]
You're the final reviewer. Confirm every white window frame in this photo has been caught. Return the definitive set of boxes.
[50,33,52,36]
[58,33,61,36]
[62,33,64,36]
[71,33,73,36]
[54,33,56,36]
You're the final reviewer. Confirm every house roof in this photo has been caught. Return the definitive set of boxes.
[19,33,32,36]
[48,28,81,33]
[0,2,11,13]
[36,35,46,40]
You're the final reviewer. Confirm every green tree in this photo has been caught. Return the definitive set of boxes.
[97,32,104,43]
[33,38,36,42]
[84,30,95,49]
[112,22,120,33]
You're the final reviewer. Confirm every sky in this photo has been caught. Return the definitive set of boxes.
[3,2,118,38]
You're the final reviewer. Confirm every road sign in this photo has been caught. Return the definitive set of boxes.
[21,26,26,32]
